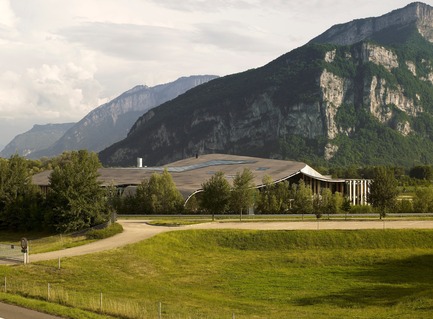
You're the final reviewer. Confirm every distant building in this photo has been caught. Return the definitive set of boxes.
[32,153,371,206]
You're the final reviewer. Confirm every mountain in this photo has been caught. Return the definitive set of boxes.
[0,123,75,158]
[99,2,433,168]
[30,75,218,158]
[309,1,433,45]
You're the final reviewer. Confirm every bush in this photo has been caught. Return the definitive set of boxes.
[396,199,414,214]
[349,205,374,214]
[86,223,123,240]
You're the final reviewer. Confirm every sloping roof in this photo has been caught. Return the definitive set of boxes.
[32,154,345,199]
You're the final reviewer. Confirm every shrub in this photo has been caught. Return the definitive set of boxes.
[349,205,373,214]
[86,222,123,240]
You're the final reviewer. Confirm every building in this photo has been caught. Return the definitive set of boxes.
[32,153,371,206]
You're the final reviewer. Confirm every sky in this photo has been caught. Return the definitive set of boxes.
[0,0,427,148]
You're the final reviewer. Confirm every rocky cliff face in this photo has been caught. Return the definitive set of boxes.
[310,2,433,45]
[99,2,433,168]
[30,75,217,158]
[316,42,424,159]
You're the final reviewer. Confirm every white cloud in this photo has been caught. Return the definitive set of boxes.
[0,0,18,43]
[147,0,254,12]
[60,22,191,61]
[0,0,427,148]
[0,62,106,121]
[193,20,282,53]
[0,0,17,29]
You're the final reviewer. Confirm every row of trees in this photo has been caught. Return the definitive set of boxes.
[114,165,433,218]
[114,168,349,218]
[1,150,432,233]
[111,169,185,215]
[112,169,259,218]
[0,151,110,233]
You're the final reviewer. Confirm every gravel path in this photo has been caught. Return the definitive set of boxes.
[29,219,433,263]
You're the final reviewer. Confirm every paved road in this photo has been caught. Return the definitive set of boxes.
[29,219,433,262]
[0,302,63,319]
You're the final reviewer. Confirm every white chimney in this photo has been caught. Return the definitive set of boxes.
[137,157,143,168]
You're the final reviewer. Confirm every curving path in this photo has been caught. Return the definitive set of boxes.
[30,219,433,263]
[0,302,63,319]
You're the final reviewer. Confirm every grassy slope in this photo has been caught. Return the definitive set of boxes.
[1,229,433,318]
[0,232,94,254]
[0,223,123,254]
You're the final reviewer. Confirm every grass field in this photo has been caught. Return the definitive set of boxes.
[0,223,123,254]
[0,232,94,254]
[1,229,433,318]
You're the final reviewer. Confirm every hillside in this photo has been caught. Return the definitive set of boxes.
[0,123,75,158]
[99,2,433,168]
[30,75,217,158]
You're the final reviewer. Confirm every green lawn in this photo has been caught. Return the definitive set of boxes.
[1,229,433,318]
[0,231,94,254]
[0,223,122,254]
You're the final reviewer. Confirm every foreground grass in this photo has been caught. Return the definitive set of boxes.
[1,229,433,318]
[0,231,92,254]
[0,293,115,319]
[0,223,123,254]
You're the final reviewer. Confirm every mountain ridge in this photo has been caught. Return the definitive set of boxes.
[310,2,433,45]
[99,2,433,168]
[27,75,218,159]
[0,123,75,158]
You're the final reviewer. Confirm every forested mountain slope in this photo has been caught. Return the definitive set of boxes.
[99,2,433,168]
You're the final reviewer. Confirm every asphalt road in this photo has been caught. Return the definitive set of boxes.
[0,302,63,319]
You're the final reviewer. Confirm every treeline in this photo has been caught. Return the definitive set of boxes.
[114,169,348,218]
[327,164,433,183]
[3,152,433,234]
[0,151,111,233]
[112,165,433,217]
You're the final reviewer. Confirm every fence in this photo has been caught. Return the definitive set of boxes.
[1,275,231,319]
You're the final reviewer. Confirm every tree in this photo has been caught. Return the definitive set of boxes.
[410,165,433,180]
[256,176,292,214]
[46,150,109,233]
[136,169,184,214]
[333,192,344,215]
[274,181,291,213]
[313,188,334,219]
[396,198,414,214]
[412,186,433,213]
[0,155,42,230]
[256,175,279,214]
[201,171,231,220]
[230,168,256,219]
[291,180,313,216]
[368,167,399,218]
